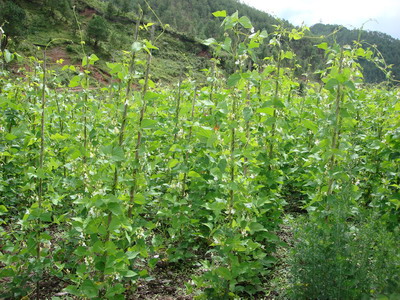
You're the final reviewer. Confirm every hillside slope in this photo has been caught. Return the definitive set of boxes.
[107,0,400,82]
[311,24,400,83]
[0,0,211,83]
[1,0,399,83]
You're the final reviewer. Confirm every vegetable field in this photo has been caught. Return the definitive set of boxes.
[1,11,399,299]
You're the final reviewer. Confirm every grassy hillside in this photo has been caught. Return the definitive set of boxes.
[1,0,211,83]
[1,0,399,83]
[310,23,400,83]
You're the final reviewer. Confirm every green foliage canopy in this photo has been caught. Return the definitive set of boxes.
[86,15,109,47]
[0,0,27,49]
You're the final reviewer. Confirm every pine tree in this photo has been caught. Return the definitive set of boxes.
[86,15,109,48]
[106,2,117,18]
[0,1,27,50]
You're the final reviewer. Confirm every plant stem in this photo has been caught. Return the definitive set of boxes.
[268,50,281,160]
[243,63,252,177]
[112,14,141,194]
[181,84,197,198]
[228,89,237,221]
[173,72,182,144]
[327,49,344,196]
[36,48,47,300]
[209,60,216,117]
[128,25,154,218]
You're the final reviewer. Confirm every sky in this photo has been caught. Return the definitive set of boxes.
[241,0,400,39]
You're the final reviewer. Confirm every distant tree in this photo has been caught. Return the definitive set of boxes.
[113,0,123,7]
[0,1,27,50]
[45,0,73,21]
[106,2,117,18]
[310,24,400,82]
[121,0,132,13]
[86,15,109,48]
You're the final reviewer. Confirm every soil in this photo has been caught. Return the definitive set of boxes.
[263,218,294,299]
[80,8,97,18]
[128,262,194,300]
[47,47,73,66]
[45,46,110,86]
[37,263,194,299]
[197,50,211,59]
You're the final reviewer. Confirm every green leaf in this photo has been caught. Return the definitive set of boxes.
[5,133,17,140]
[82,56,88,67]
[64,285,80,296]
[188,171,202,178]
[134,193,146,205]
[0,267,15,277]
[203,38,217,46]
[88,54,99,65]
[68,148,81,160]
[256,107,274,116]
[260,30,269,38]
[201,99,214,106]
[302,119,318,134]
[131,41,143,52]
[0,205,8,215]
[355,48,365,57]
[289,29,303,40]
[108,202,123,216]
[74,246,88,256]
[212,10,227,17]
[109,216,123,231]
[111,145,125,162]
[4,50,13,63]
[81,279,99,298]
[105,283,125,297]
[68,75,81,88]
[272,97,284,108]
[50,133,69,141]
[144,91,160,101]
[317,42,328,50]
[216,266,232,280]
[325,78,339,90]
[105,241,117,255]
[243,107,253,122]
[168,159,179,168]
[283,51,294,59]
[249,222,267,234]
[39,211,52,222]
[124,270,138,277]
[195,126,214,142]
[100,145,125,162]
[239,16,252,29]
[141,119,157,129]
[145,40,159,50]
[107,62,123,74]
[227,73,241,87]
[217,101,229,114]
[221,37,232,52]
[248,40,260,49]
[126,251,138,260]
[344,80,356,90]
[92,241,104,253]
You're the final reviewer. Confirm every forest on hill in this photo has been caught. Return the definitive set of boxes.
[111,0,400,83]
[1,0,400,83]
[0,0,399,299]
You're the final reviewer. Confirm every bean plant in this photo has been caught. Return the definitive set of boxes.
[0,9,399,300]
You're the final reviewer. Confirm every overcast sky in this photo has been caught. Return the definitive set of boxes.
[241,0,400,39]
